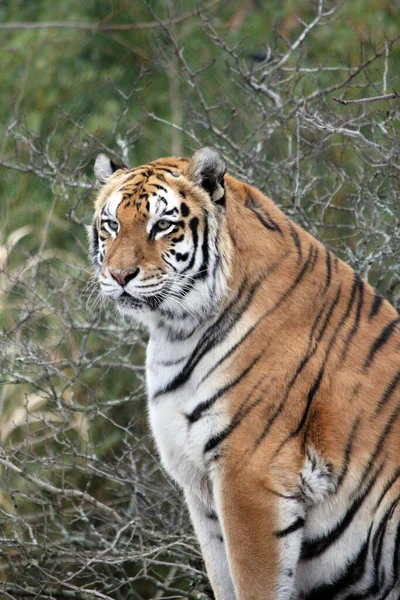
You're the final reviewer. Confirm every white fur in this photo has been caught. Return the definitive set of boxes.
[107,189,124,218]
[300,447,337,505]
[146,316,253,493]
[185,490,237,600]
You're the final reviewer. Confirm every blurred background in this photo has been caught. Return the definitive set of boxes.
[1,1,400,598]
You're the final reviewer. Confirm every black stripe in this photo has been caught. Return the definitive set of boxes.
[278,280,351,445]
[290,362,325,438]
[90,221,100,264]
[358,497,400,598]
[308,244,319,271]
[155,173,167,183]
[373,499,395,562]
[304,529,372,600]
[210,220,223,298]
[272,245,313,308]
[151,184,168,192]
[306,245,315,268]
[342,272,361,323]
[152,274,264,398]
[374,469,400,510]
[171,234,184,244]
[163,258,178,272]
[153,166,174,174]
[253,283,342,450]
[199,323,260,385]
[315,271,361,373]
[199,254,290,384]
[204,248,311,442]
[186,354,262,424]
[389,516,400,595]
[156,246,310,403]
[275,517,305,538]
[307,297,334,353]
[315,285,343,344]
[337,416,361,488]
[243,246,312,335]
[196,213,209,280]
[324,247,332,293]
[364,317,400,369]
[288,220,302,263]
[164,322,199,343]
[377,518,400,600]
[376,369,400,414]
[358,401,400,485]
[340,275,364,361]
[204,375,269,453]
[163,207,178,216]
[301,464,383,561]
[245,192,283,234]
[370,292,384,320]
[334,256,339,272]
[180,202,190,217]
[181,216,199,273]
[135,281,164,290]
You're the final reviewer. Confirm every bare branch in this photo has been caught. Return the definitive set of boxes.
[332,90,400,105]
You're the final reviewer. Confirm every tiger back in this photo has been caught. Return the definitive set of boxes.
[90,147,400,600]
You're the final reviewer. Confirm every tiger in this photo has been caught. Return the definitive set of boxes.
[89,147,400,600]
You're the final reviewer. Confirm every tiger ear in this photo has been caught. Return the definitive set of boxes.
[187,147,227,204]
[94,154,127,184]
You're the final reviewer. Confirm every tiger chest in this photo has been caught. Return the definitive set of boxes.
[146,339,229,496]
[148,383,225,494]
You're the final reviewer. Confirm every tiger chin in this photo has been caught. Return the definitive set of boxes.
[89,147,400,600]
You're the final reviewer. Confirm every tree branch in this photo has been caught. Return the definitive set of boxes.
[0,457,125,524]
[333,90,400,105]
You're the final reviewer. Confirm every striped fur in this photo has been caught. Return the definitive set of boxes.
[90,148,400,600]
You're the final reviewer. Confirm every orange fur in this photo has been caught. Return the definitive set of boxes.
[92,150,400,599]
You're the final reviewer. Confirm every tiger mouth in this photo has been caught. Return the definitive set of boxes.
[118,291,163,311]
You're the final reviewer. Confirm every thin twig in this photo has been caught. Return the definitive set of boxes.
[0,457,124,524]
[332,91,400,105]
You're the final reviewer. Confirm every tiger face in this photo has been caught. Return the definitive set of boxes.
[89,148,231,331]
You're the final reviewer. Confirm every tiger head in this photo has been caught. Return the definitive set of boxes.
[89,148,232,333]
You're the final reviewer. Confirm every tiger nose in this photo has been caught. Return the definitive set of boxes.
[109,267,139,286]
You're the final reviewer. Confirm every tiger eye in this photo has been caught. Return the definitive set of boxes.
[156,219,171,230]
[108,219,119,231]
